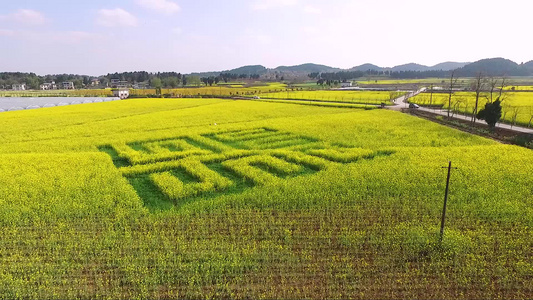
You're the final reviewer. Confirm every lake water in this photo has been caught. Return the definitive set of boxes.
[0,97,120,112]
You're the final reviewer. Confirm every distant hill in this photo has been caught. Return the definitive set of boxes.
[456,58,528,76]
[187,58,533,78]
[192,64,337,77]
[274,63,339,74]
[428,62,469,71]
[522,60,533,71]
[391,63,429,72]
[349,62,468,73]
[350,63,383,72]
[191,65,268,77]
[224,65,268,75]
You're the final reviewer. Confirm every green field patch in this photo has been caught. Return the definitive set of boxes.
[127,175,172,211]
[128,141,151,153]
[306,147,375,163]
[97,145,131,168]
[206,162,255,191]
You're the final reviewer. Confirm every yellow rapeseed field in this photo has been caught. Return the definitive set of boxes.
[0,98,531,299]
[410,91,533,126]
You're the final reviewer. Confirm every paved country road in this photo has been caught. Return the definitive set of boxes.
[388,89,533,135]
[388,88,426,111]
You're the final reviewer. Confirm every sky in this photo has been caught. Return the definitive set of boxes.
[0,0,532,76]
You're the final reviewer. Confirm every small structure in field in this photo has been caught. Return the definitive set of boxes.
[12,84,26,91]
[113,88,130,99]
[340,81,353,88]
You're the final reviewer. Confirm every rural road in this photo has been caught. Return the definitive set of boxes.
[388,89,533,134]
[388,88,426,111]
[417,107,533,134]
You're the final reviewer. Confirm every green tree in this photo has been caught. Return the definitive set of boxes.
[73,79,83,89]
[163,77,179,88]
[150,77,162,96]
[26,76,40,90]
[188,76,202,87]
[477,99,502,129]
[151,77,162,89]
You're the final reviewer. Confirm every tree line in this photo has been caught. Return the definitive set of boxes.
[0,70,270,90]
[0,73,92,89]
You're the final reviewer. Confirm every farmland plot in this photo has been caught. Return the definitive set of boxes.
[0,98,531,299]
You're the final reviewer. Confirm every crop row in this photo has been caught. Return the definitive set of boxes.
[221,155,303,186]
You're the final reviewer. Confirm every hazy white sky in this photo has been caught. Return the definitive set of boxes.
[1,0,532,75]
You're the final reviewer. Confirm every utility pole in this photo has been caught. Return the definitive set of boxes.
[440,161,456,242]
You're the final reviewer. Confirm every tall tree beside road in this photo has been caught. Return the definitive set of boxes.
[447,70,459,120]
[471,72,486,125]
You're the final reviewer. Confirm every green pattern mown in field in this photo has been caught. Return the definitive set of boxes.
[100,128,393,209]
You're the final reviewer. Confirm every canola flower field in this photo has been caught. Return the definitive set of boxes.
[257,90,404,105]
[0,98,531,299]
[409,91,533,126]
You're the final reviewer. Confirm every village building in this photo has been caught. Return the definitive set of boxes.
[12,83,26,91]
[40,82,57,90]
[110,79,129,88]
[62,82,75,90]
[110,79,120,86]
[132,83,148,89]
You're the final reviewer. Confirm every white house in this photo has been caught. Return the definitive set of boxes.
[113,88,130,99]
[63,82,75,90]
[12,84,26,91]
[40,82,57,90]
